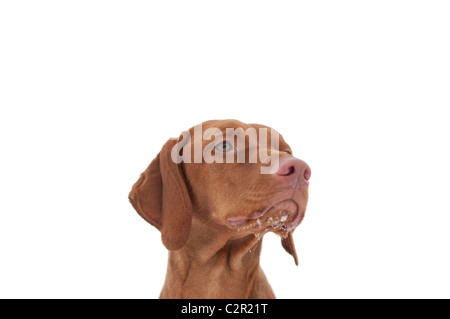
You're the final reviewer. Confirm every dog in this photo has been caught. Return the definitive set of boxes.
[129,119,310,298]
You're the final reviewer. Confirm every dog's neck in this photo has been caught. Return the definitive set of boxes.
[159,218,275,298]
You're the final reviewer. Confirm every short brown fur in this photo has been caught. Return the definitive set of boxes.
[129,120,310,298]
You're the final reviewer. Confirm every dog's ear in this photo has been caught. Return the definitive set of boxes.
[129,138,193,251]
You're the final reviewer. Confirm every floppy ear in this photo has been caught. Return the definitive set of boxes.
[128,138,193,251]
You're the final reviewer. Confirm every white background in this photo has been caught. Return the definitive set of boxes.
[1,1,449,299]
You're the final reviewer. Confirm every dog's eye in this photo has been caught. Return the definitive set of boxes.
[285,149,292,155]
[215,141,233,152]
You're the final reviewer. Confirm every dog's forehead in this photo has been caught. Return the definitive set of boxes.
[185,119,288,149]
[194,119,282,135]
[201,119,252,131]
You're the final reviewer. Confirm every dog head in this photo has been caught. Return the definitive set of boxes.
[129,119,310,265]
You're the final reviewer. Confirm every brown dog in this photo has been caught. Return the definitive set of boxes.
[129,119,310,298]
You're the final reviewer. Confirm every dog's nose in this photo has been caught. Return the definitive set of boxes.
[276,157,311,185]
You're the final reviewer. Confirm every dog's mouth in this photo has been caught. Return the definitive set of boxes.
[226,200,304,238]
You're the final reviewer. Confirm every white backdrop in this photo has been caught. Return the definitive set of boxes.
[1,1,449,299]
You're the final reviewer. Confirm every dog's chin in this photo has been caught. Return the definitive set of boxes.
[226,199,305,239]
